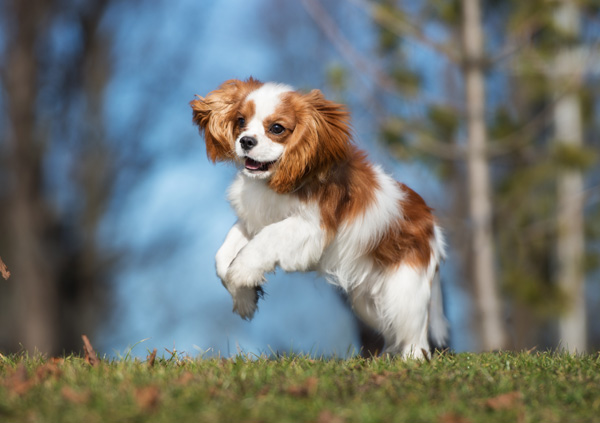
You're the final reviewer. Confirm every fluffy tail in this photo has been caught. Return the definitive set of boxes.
[428,269,449,350]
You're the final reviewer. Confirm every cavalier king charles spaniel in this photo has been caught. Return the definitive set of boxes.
[191,78,448,358]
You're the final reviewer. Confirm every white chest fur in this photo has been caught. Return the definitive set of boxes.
[227,174,306,236]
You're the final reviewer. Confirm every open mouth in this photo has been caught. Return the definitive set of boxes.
[244,158,276,172]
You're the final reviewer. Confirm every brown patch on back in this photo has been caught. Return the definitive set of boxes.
[370,184,435,269]
[297,147,379,243]
[295,149,435,268]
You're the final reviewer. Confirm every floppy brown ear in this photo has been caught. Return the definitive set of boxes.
[190,96,230,162]
[269,90,352,193]
[190,78,263,162]
[268,120,315,194]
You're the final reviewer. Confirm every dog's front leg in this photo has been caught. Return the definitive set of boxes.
[215,221,263,319]
[215,221,249,282]
[225,215,325,317]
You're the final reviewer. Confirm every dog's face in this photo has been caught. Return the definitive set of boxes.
[233,82,296,180]
[191,78,352,193]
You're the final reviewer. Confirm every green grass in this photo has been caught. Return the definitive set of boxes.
[1,350,599,423]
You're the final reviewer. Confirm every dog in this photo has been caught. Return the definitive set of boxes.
[191,78,447,358]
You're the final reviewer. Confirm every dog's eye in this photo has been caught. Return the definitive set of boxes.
[237,117,245,128]
[270,124,285,135]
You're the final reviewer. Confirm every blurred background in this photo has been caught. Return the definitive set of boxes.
[0,0,598,358]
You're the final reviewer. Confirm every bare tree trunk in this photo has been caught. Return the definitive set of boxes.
[554,1,586,353]
[5,0,60,354]
[461,0,506,351]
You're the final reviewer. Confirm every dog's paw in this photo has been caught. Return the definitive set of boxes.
[231,286,265,320]
[382,344,431,361]
[226,254,267,288]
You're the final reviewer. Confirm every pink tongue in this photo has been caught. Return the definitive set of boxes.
[245,158,262,170]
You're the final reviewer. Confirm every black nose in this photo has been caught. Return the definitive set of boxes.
[240,136,257,151]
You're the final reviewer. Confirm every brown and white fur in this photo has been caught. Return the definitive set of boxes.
[191,78,447,358]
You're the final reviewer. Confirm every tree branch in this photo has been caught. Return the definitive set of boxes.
[302,0,466,161]
[301,0,401,94]
[348,0,461,63]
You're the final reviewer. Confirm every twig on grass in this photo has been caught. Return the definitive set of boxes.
[82,334,100,366]
[147,348,157,368]
[0,257,10,280]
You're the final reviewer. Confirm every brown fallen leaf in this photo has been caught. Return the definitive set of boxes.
[370,374,387,386]
[175,371,194,386]
[485,391,523,411]
[368,370,403,387]
[286,377,318,397]
[4,364,34,396]
[0,257,10,280]
[3,361,62,397]
[50,357,65,365]
[82,335,100,367]
[256,385,271,399]
[35,362,62,381]
[317,410,345,423]
[147,348,157,368]
[369,370,394,385]
[438,411,472,423]
[135,385,161,411]
[61,386,90,404]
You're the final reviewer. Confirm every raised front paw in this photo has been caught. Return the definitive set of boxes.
[226,254,267,288]
[231,286,265,320]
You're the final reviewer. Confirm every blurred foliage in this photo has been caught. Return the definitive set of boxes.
[390,67,422,96]
[426,0,462,26]
[551,143,597,171]
[427,105,459,139]
[380,117,411,159]
[326,64,349,94]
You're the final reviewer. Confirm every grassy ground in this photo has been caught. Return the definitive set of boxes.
[1,349,599,423]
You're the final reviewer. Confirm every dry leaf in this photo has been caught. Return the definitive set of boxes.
[35,362,61,381]
[485,391,523,411]
[369,370,397,386]
[439,412,472,423]
[286,377,318,397]
[82,335,100,366]
[257,385,270,398]
[61,386,90,404]
[3,362,61,396]
[0,257,10,280]
[317,410,345,423]
[175,371,194,386]
[370,371,394,386]
[135,385,161,411]
[371,374,387,385]
[5,364,33,396]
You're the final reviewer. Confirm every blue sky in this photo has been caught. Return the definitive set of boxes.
[96,0,472,358]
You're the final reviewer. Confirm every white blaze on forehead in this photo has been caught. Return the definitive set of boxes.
[245,83,294,132]
[236,82,295,168]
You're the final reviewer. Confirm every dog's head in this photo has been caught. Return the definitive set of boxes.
[191,78,352,193]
